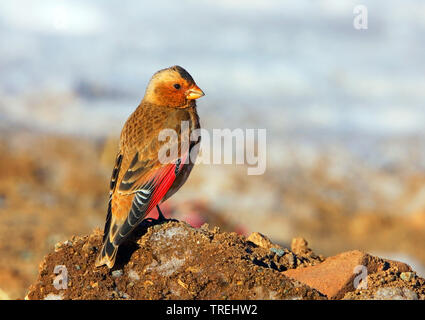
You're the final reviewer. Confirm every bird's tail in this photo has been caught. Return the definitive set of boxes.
[95,199,118,268]
[95,232,118,268]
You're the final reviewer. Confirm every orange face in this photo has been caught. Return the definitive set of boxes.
[144,66,204,108]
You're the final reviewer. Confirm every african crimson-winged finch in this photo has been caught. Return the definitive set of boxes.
[96,66,204,268]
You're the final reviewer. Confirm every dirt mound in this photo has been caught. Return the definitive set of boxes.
[26,221,325,300]
[25,219,425,300]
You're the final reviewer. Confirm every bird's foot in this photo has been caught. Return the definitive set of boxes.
[156,205,169,222]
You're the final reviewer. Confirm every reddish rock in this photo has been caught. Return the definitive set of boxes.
[283,250,411,299]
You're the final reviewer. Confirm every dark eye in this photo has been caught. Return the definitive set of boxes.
[173,83,181,89]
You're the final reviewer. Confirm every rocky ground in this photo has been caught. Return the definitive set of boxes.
[26,221,324,300]
[26,220,425,300]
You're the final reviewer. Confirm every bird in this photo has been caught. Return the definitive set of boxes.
[95,66,204,268]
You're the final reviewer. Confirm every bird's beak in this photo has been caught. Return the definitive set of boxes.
[186,85,205,100]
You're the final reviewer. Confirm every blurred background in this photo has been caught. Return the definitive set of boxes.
[1,0,425,299]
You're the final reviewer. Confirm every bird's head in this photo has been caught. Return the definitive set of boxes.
[143,65,205,108]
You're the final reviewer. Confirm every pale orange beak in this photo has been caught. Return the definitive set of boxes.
[186,85,205,100]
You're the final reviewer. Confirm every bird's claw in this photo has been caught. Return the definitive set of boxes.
[156,205,168,222]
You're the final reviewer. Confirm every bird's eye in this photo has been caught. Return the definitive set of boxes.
[173,83,181,89]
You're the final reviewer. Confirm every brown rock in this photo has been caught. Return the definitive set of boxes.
[247,232,274,249]
[283,250,412,299]
[291,237,312,256]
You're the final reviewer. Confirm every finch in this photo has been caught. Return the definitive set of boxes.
[95,66,204,268]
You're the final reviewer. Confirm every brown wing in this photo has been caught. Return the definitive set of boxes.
[109,129,185,240]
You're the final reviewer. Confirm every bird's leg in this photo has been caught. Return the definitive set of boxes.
[156,205,167,222]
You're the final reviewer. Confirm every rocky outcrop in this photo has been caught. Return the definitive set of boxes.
[26,220,425,300]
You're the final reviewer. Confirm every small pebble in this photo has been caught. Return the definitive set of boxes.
[286,253,295,267]
[112,269,124,278]
[128,269,140,281]
[63,240,73,247]
[270,247,285,257]
[374,287,418,300]
[400,272,415,282]
[120,292,129,299]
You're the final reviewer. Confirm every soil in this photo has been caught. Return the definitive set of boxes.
[26,221,325,300]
